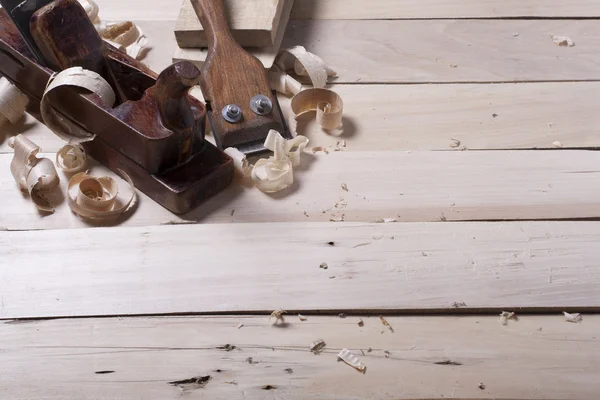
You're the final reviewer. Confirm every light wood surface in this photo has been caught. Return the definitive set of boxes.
[2,150,600,230]
[1,315,599,399]
[95,0,600,21]
[2,221,600,318]
[175,0,289,48]
[282,19,600,83]
[6,82,600,154]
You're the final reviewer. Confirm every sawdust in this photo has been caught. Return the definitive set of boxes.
[358,319,364,327]
[553,141,563,148]
[563,311,583,323]
[449,138,461,148]
[341,183,348,191]
[500,311,518,326]
[320,262,329,270]
[310,339,326,354]
[380,316,394,333]
[298,314,308,321]
[270,309,287,324]
[551,35,575,47]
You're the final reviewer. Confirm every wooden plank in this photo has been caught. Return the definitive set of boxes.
[2,221,600,318]
[94,0,600,21]
[1,315,599,400]
[1,150,600,231]
[175,0,290,48]
[173,0,293,68]
[4,82,600,154]
[282,20,600,83]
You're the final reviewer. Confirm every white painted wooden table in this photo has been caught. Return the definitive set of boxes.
[1,1,599,399]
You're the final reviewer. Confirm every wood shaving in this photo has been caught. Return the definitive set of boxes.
[358,319,364,327]
[78,0,148,59]
[270,309,286,323]
[512,32,520,37]
[563,311,583,323]
[449,64,458,68]
[337,349,366,373]
[376,218,397,223]
[338,313,346,319]
[320,262,328,270]
[379,316,394,333]
[290,88,344,131]
[384,350,391,358]
[298,314,308,321]
[269,69,302,96]
[341,183,348,191]
[449,138,461,148]
[353,242,371,248]
[310,339,326,354]
[8,135,60,213]
[452,302,467,308]
[246,357,258,365]
[56,144,87,173]
[311,146,329,154]
[479,382,486,390]
[551,35,575,47]
[67,170,136,221]
[553,141,563,148]
[226,130,308,193]
[42,67,115,143]
[500,311,517,326]
[275,45,336,89]
[0,77,29,126]
[237,323,244,329]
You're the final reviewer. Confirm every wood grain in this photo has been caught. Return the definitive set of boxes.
[5,82,600,154]
[2,221,600,318]
[93,0,600,20]
[1,150,600,230]
[1,315,598,399]
[175,0,288,48]
[282,20,600,83]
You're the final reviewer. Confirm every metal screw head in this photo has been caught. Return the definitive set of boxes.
[222,104,242,123]
[250,95,273,115]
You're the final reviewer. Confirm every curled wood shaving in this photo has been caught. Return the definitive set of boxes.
[563,311,583,323]
[0,77,29,126]
[358,319,364,327]
[551,35,575,47]
[225,131,308,193]
[500,311,517,326]
[449,138,461,148]
[337,349,366,373]
[310,339,326,354]
[298,314,307,321]
[268,69,303,96]
[78,0,148,60]
[8,135,59,212]
[42,67,115,143]
[291,88,344,131]
[270,309,286,323]
[275,45,336,89]
[56,144,87,173]
[67,170,136,221]
[380,316,394,333]
[553,141,563,148]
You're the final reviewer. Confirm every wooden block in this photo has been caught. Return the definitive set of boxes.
[173,0,292,69]
[175,0,291,48]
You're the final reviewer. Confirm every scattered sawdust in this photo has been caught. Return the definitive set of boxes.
[449,64,458,68]
[500,311,518,326]
[339,313,347,319]
[375,217,397,223]
[284,368,294,374]
[320,262,329,270]
[367,347,373,353]
[169,375,212,391]
[553,141,563,148]
[548,122,554,128]
[312,146,329,154]
[440,213,447,222]
[246,357,259,365]
[449,138,461,148]
[551,35,575,47]
[384,350,391,358]
[452,302,467,308]
[372,235,384,240]
[237,323,244,329]
[512,32,519,37]
[225,380,238,385]
[270,309,286,324]
[353,242,371,248]
[564,311,583,323]
[310,339,326,354]
[327,241,335,246]
[341,183,348,191]
[492,113,498,118]
[358,319,364,327]
[435,360,462,366]
[217,344,237,351]
[231,209,235,216]
[298,314,308,321]
[479,382,486,390]
[303,211,309,217]
[380,316,394,333]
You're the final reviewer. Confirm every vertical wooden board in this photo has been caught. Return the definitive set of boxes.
[1,315,599,399]
[175,0,290,48]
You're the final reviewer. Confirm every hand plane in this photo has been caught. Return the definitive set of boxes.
[0,0,233,214]
[190,0,292,156]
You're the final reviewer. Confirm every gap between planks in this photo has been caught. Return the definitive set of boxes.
[1,315,598,399]
[1,221,600,319]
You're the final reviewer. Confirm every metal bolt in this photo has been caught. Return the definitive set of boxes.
[250,95,273,115]
[222,104,242,123]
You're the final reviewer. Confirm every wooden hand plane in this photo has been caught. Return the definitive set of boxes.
[0,0,233,214]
